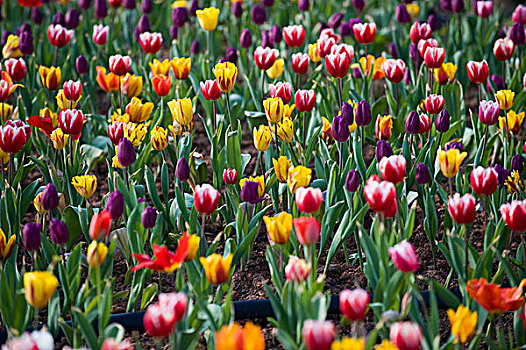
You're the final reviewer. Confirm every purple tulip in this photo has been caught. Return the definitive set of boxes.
[345,170,360,192]
[355,100,371,126]
[269,25,282,45]
[375,140,393,161]
[415,163,430,184]
[332,114,350,143]
[76,56,89,75]
[95,0,108,19]
[31,8,43,24]
[190,40,200,55]
[50,219,69,245]
[41,183,59,211]
[328,12,344,29]
[436,110,450,132]
[395,4,411,23]
[352,0,366,12]
[405,111,420,134]
[240,29,252,48]
[240,180,260,204]
[512,155,523,173]
[106,191,124,220]
[251,4,266,25]
[141,0,153,13]
[78,0,92,10]
[23,223,41,252]
[172,7,188,27]
[225,47,238,64]
[510,22,525,46]
[65,9,80,29]
[123,0,136,10]
[339,22,352,37]
[117,138,135,168]
[231,1,242,17]
[142,206,157,229]
[176,157,190,182]
[298,0,309,11]
[19,32,34,55]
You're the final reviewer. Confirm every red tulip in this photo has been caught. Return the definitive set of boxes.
[390,322,423,350]
[330,43,354,62]
[223,168,238,185]
[139,32,163,54]
[410,22,432,44]
[143,292,188,338]
[379,155,407,185]
[417,38,438,58]
[93,24,109,45]
[108,121,125,145]
[0,120,31,154]
[200,80,222,101]
[293,217,320,245]
[109,55,132,76]
[282,25,305,47]
[108,0,121,7]
[448,193,476,225]
[324,53,350,78]
[285,256,311,283]
[302,320,335,350]
[339,288,369,321]
[152,74,172,96]
[295,187,322,213]
[423,47,445,69]
[4,58,26,82]
[269,82,292,104]
[417,113,431,134]
[364,176,397,218]
[316,29,340,57]
[476,1,493,17]
[500,200,526,232]
[254,46,279,70]
[470,166,498,196]
[47,24,74,48]
[132,233,189,272]
[478,100,500,126]
[513,4,526,24]
[294,89,316,112]
[58,109,86,136]
[425,94,445,114]
[388,240,420,273]
[383,59,406,83]
[353,22,376,44]
[63,80,82,102]
[466,60,489,84]
[89,210,112,240]
[493,38,514,61]
[194,184,220,215]
[291,53,310,75]
[0,76,22,102]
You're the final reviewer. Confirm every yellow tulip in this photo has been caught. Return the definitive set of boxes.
[375,114,393,140]
[263,97,284,124]
[447,305,477,344]
[0,228,15,262]
[406,3,419,17]
[170,57,191,80]
[56,89,79,110]
[0,103,14,122]
[273,156,291,183]
[71,175,97,198]
[151,126,169,151]
[308,43,321,63]
[287,165,312,194]
[39,66,62,90]
[495,90,515,111]
[216,322,265,350]
[357,55,386,80]
[87,241,108,268]
[196,7,220,31]
[321,117,333,142]
[213,62,237,93]
[23,271,58,309]
[331,338,365,350]
[2,35,23,59]
[253,125,272,152]
[126,97,153,123]
[110,111,130,123]
[199,253,232,285]
[277,117,294,143]
[124,123,148,146]
[374,340,399,350]
[283,104,295,119]
[50,128,69,150]
[186,234,200,262]
[499,110,524,135]
[433,63,457,85]
[168,98,193,126]
[149,58,171,76]
[121,74,143,98]
[438,149,467,178]
[239,175,265,197]
[266,58,284,79]
[171,0,187,8]
[263,212,292,244]
[33,193,46,214]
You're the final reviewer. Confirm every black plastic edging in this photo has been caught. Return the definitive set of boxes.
[0,288,462,344]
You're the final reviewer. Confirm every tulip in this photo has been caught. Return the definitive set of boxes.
[438,148,467,178]
[149,59,170,76]
[213,62,237,93]
[415,163,430,185]
[500,200,526,232]
[172,7,188,27]
[340,288,369,321]
[143,292,187,338]
[49,219,69,245]
[5,58,26,81]
[92,24,108,46]
[263,212,292,244]
[23,222,41,252]
[510,22,525,46]
[189,40,200,55]
[231,1,242,17]
[296,187,322,214]
[478,100,500,125]
[0,120,31,154]
[0,228,15,262]
[133,232,189,273]
[139,32,163,54]
[495,89,514,110]
[470,166,498,196]
[379,155,406,184]
[410,22,432,44]
[353,22,376,44]
[199,80,221,101]
[467,278,526,313]
[308,43,321,63]
[50,129,68,150]
[302,320,335,350]
[493,38,514,61]
[253,124,272,152]
[294,89,316,112]
[424,94,444,115]
[447,305,477,344]
[499,110,524,135]
[389,240,419,273]
[223,168,238,185]
[200,253,232,285]
[196,7,219,31]
[331,114,349,143]
[325,52,350,79]
[216,322,264,350]
[390,322,422,350]
[475,1,492,17]
[87,240,108,268]
[277,117,294,143]
[96,66,119,92]
[40,183,58,211]
[512,154,523,172]
[47,24,73,48]
[254,46,278,71]
[355,99,371,126]
[23,271,58,309]
[395,4,411,23]
[317,33,337,58]
[448,193,477,225]
[270,25,283,44]
[345,170,360,192]
[287,165,312,194]
[375,114,392,140]
[466,60,489,85]
[451,0,465,13]
[266,58,284,79]
[284,256,311,282]
[88,210,112,240]
[268,82,292,105]
[169,57,191,80]
[168,98,193,126]
[240,180,261,204]
[513,4,526,24]
[290,53,310,75]
[282,25,305,48]
[109,55,132,76]
[71,175,97,198]
[383,59,405,83]
[174,157,190,183]
[150,126,168,152]
[271,156,290,183]
[251,4,266,24]
[424,46,446,70]
[293,217,320,245]
[95,0,108,18]
[240,29,253,48]
[388,42,399,59]
[194,184,220,215]
[375,140,393,162]
[151,74,171,97]
[2,34,23,59]
[364,176,397,218]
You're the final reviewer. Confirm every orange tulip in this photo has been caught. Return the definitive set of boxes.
[467,278,526,314]
[96,66,119,93]
[152,74,172,97]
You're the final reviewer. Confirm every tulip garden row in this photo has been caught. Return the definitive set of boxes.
[1,0,526,348]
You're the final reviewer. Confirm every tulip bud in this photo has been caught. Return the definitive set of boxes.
[415,163,430,185]
[240,29,252,48]
[89,210,112,240]
[395,4,411,23]
[223,168,238,185]
[41,183,59,211]
[345,170,360,192]
[224,47,238,64]
[78,0,92,9]
[512,154,523,173]
[269,25,282,45]
[328,12,343,29]
[19,32,34,55]
[87,241,108,268]
[172,7,188,27]
[285,256,311,282]
[375,140,393,161]
[106,191,124,220]
[169,26,178,41]
[137,15,151,34]
[142,206,157,229]
[355,99,371,126]
[190,40,200,55]
[76,55,89,75]
[510,22,525,46]
[95,0,108,19]
[293,217,321,245]
[470,166,498,196]
[389,240,420,273]
[448,193,477,225]
[494,163,510,186]
[65,9,80,29]
[332,114,350,143]
[261,30,272,48]
[403,68,413,85]
[176,157,190,182]
[23,271,58,309]
[389,43,398,58]
[302,320,335,350]
[339,22,352,37]
[500,199,526,233]
[49,219,69,245]
[31,8,43,24]
[23,222,41,252]
[405,111,420,134]
[251,4,266,25]
[436,109,450,132]
[117,138,135,167]
[451,0,465,13]
[142,0,153,13]
[231,1,242,17]
[296,187,322,213]
[340,288,370,321]
[380,155,407,184]
[298,0,309,11]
